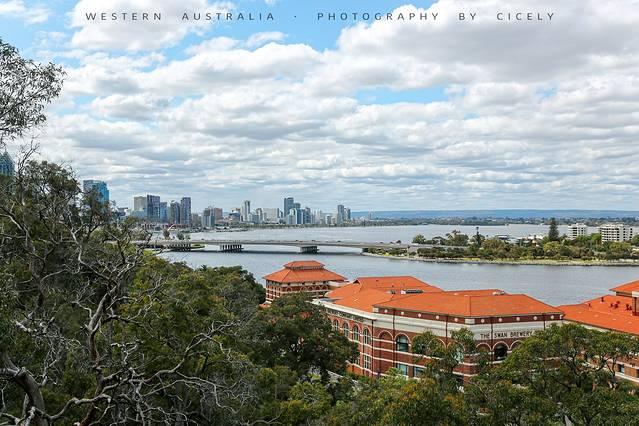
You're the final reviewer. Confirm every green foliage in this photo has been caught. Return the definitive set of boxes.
[412,233,427,244]
[0,39,65,142]
[325,370,466,426]
[251,293,358,380]
[548,217,560,241]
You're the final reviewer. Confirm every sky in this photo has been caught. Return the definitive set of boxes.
[1,0,639,212]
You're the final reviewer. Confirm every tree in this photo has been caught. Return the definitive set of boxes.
[496,323,639,425]
[412,328,476,393]
[547,217,560,242]
[251,293,358,380]
[412,234,427,244]
[324,371,465,426]
[0,39,64,144]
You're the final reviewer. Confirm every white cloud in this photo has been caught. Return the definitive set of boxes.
[26,0,639,210]
[69,0,234,51]
[245,31,285,48]
[0,0,49,23]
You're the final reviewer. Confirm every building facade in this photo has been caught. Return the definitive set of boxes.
[284,197,294,218]
[180,197,192,226]
[314,276,562,381]
[242,200,251,222]
[0,151,15,176]
[568,223,588,240]
[599,223,633,242]
[202,206,215,228]
[146,195,161,222]
[133,196,146,212]
[560,279,639,383]
[82,180,109,206]
[263,261,347,303]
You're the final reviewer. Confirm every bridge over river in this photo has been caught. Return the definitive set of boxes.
[134,239,450,254]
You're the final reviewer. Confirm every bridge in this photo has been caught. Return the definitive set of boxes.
[135,239,450,254]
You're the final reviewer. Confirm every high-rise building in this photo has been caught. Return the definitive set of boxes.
[336,204,345,225]
[345,207,351,222]
[264,208,281,223]
[599,223,633,242]
[180,197,192,226]
[568,223,588,240]
[0,151,15,177]
[82,180,109,205]
[202,206,215,228]
[242,200,251,222]
[133,196,146,212]
[284,197,294,217]
[213,208,223,222]
[159,202,168,223]
[146,195,161,222]
[169,201,181,225]
[191,213,201,228]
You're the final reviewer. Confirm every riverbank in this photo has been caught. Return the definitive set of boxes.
[362,252,639,267]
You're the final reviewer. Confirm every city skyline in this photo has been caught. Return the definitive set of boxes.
[2,0,639,210]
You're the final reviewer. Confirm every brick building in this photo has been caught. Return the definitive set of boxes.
[560,279,639,383]
[314,276,562,381]
[263,261,347,303]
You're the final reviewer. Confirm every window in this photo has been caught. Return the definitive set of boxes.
[494,343,508,361]
[619,364,626,374]
[363,328,372,346]
[413,367,425,378]
[395,363,409,376]
[342,323,350,338]
[363,355,372,370]
[395,335,410,352]
[332,320,339,331]
[352,325,360,342]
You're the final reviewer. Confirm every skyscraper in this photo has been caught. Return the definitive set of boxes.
[0,151,15,177]
[133,196,146,212]
[169,201,181,225]
[180,197,191,226]
[284,197,294,216]
[337,204,345,225]
[202,206,215,228]
[213,208,223,222]
[159,201,168,223]
[242,200,251,222]
[146,195,161,222]
[82,180,109,205]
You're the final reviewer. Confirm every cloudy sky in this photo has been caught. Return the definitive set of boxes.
[2,0,639,212]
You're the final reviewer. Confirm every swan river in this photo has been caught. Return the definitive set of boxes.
[160,224,639,306]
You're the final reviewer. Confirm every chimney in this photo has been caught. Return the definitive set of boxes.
[632,291,639,316]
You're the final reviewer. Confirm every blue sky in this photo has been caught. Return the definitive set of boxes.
[1,0,639,212]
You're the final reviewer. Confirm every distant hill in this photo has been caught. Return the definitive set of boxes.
[352,210,639,220]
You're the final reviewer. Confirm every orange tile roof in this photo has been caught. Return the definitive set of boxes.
[284,260,325,269]
[333,289,414,313]
[264,263,346,284]
[325,277,558,317]
[610,279,639,295]
[376,291,561,317]
[325,276,442,303]
[560,295,639,335]
[353,276,443,292]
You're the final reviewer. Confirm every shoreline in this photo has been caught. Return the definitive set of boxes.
[361,252,639,267]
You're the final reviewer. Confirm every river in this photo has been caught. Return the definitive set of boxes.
[160,224,639,306]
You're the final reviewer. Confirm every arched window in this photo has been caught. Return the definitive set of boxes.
[352,325,360,342]
[342,323,350,338]
[363,328,372,345]
[494,343,508,361]
[396,335,410,352]
[332,320,339,331]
